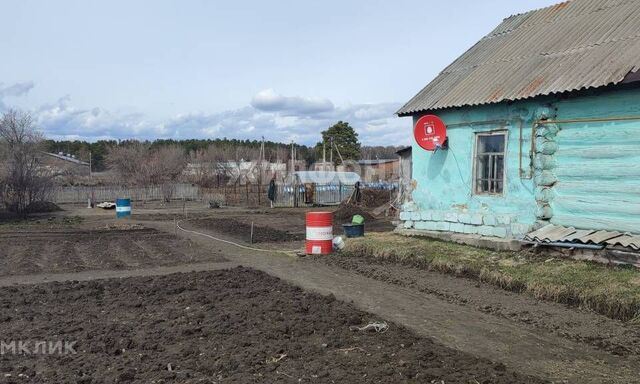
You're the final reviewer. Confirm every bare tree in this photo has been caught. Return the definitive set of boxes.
[190,144,232,187]
[0,110,53,215]
[189,144,262,187]
[106,142,150,185]
[229,145,261,185]
[147,145,187,201]
[107,143,187,202]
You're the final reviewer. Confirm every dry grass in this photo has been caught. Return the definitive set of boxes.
[344,233,640,321]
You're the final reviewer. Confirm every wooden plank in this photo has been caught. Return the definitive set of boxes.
[554,181,640,194]
[551,213,640,234]
[555,146,640,160]
[553,197,640,217]
[555,163,640,178]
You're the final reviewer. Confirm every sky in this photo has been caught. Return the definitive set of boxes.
[1,0,558,146]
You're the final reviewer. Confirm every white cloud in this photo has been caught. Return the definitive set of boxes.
[251,89,334,115]
[34,96,156,139]
[0,82,412,146]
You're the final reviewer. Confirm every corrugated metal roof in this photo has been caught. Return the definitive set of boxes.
[524,224,640,250]
[397,0,640,116]
[41,152,90,166]
[286,171,361,185]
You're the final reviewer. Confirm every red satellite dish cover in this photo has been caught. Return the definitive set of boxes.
[414,115,447,151]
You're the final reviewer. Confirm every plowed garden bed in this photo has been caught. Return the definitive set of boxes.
[0,267,546,383]
[0,226,225,276]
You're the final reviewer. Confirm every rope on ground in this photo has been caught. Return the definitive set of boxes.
[175,218,299,257]
[349,321,389,333]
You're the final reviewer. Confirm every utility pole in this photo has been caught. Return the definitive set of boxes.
[290,142,294,174]
[323,141,326,170]
[334,140,345,166]
[89,151,92,178]
[275,144,281,180]
[294,145,298,172]
[259,136,265,184]
[329,137,333,167]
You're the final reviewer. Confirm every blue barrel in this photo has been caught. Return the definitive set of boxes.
[115,198,131,218]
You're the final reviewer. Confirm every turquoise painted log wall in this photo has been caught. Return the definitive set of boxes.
[409,102,539,233]
[405,86,640,237]
[550,88,640,233]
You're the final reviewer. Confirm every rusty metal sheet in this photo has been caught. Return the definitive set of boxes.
[397,0,640,116]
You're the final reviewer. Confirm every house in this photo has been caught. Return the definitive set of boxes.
[398,0,640,248]
[185,160,288,185]
[356,159,399,183]
[285,171,361,186]
[311,161,335,172]
[39,152,90,177]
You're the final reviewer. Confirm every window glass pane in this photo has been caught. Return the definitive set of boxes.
[477,179,489,194]
[477,155,490,180]
[477,134,505,153]
[496,155,504,180]
[475,134,506,194]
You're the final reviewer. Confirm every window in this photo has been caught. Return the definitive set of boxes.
[474,132,506,195]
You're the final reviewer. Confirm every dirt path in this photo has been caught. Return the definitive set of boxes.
[312,253,640,357]
[155,219,640,384]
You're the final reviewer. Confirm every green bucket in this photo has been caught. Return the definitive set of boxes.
[351,214,365,225]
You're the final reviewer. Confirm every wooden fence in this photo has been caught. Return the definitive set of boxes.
[52,182,356,207]
[52,184,201,204]
[52,183,271,207]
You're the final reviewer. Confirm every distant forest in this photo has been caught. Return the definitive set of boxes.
[43,139,405,172]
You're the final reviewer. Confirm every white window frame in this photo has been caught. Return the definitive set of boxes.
[472,130,507,196]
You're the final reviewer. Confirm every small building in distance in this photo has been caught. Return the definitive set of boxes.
[311,161,335,172]
[357,159,399,183]
[39,152,90,178]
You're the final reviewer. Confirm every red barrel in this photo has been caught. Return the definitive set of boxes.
[306,212,333,255]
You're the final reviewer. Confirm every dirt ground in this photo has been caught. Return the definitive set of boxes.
[0,267,545,384]
[3,203,639,382]
[188,216,306,243]
[0,221,226,276]
[309,253,640,358]
[179,206,394,244]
